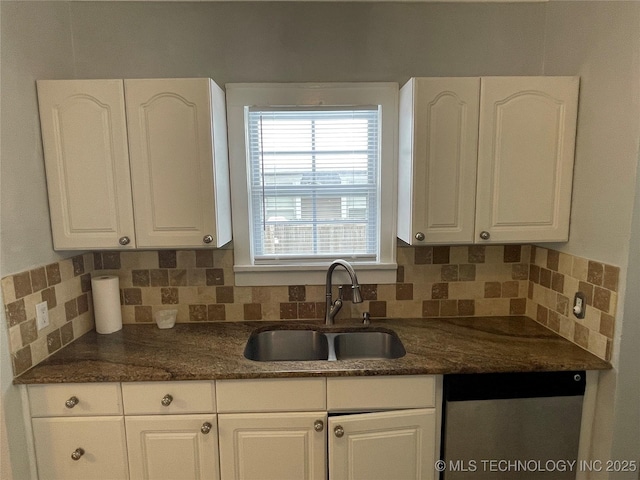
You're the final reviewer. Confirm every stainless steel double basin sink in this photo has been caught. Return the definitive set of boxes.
[244,327,406,362]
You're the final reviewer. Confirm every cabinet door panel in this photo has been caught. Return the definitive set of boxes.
[125,414,219,480]
[476,77,578,243]
[398,78,479,244]
[125,78,228,248]
[37,80,136,249]
[415,78,480,244]
[218,412,326,480]
[32,416,128,480]
[329,408,436,480]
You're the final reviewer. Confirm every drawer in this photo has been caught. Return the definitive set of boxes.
[122,381,216,414]
[32,416,128,480]
[216,378,326,413]
[28,383,123,417]
[327,375,436,411]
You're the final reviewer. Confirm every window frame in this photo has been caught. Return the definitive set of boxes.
[226,83,398,286]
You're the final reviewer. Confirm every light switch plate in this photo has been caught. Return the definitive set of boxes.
[36,301,49,330]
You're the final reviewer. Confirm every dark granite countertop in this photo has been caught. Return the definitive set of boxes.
[14,316,611,384]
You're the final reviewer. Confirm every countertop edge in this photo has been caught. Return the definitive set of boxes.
[13,316,612,385]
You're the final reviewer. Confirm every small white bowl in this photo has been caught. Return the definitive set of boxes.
[154,309,177,329]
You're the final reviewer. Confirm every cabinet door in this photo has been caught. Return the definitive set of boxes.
[218,412,327,480]
[398,78,480,245]
[329,408,436,480]
[37,80,136,250]
[125,414,219,480]
[476,77,579,243]
[125,78,231,248]
[32,416,129,480]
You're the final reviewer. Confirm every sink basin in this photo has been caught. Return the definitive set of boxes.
[333,331,406,360]
[244,330,329,361]
[244,327,406,362]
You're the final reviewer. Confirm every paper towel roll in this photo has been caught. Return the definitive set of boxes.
[91,275,123,334]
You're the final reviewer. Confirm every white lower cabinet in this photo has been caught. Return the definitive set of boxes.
[125,415,219,480]
[27,376,440,480]
[218,409,436,480]
[216,376,439,480]
[329,409,436,480]
[28,383,128,480]
[218,412,327,480]
[32,416,129,480]
[122,381,219,480]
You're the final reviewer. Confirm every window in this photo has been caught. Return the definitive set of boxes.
[248,107,378,260]
[226,83,398,286]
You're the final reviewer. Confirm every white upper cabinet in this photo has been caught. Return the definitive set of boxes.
[125,79,231,249]
[398,76,579,245]
[37,78,231,250]
[37,80,137,250]
[476,77,578,243]
[398,77,480,245]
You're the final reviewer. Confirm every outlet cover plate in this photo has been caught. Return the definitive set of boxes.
[36,301,49,330]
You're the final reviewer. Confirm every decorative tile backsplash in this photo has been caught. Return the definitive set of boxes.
[2,243,618,376]
[526,246,618,361]
[92,244,531,326]
[2,254,95,375]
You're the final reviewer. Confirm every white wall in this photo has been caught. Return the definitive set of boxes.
[543,2,640,269]
[1,3,76,478]
[66,1,546,82]
[610,155,640,479]
[0,2,76,275]
[542,3,640,476]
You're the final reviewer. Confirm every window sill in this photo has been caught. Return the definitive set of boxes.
[233,263,398,286]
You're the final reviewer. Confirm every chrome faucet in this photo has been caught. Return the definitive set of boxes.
[325,259,363,325]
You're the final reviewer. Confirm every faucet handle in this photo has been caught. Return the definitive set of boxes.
[362,312,371,326]
[337,285,343,300]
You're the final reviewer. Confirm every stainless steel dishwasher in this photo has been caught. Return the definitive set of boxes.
[441,370,585,480]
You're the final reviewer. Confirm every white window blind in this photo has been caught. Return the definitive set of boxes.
[247,106,380,263]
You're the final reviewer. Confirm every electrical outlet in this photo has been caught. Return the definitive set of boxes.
[36,301,49,330]
[573,292,586,319]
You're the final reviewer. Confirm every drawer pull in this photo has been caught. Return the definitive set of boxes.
[65,396,79,409]
[201,422,212,434]
[161,394,173,407]
[314,420,324,432]
[71,448,85,461]
[334,425,344,438]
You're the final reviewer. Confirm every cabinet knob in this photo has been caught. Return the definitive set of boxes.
[161,394,173,407]
[479,231,491,240]
[314,420,324,432]
[334,425,345,438]
[201,422,212,434]
[414,232,425,242]
[65,396,79,409]
[118,236,131,246]
[203,235,214,244]
[71,448,85,461]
